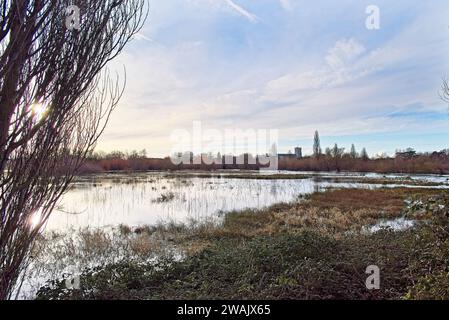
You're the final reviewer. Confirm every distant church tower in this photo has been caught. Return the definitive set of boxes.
[295,147,303,159]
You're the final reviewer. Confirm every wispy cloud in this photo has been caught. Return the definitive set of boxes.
[100,0,449,156]
[188,0,259,23]
[133,33,153,42]
[224,0,259,23]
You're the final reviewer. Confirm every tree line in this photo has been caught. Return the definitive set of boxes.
[313,131,369,161]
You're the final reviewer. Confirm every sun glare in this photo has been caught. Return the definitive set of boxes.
[30,102,49,121]
[29,209,43,230]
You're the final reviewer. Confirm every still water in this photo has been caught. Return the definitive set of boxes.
[46,171,449,231]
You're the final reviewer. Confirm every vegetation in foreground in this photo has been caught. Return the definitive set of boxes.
[36,188,449,300]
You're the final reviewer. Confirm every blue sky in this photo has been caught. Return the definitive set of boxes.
[99,0,449,157]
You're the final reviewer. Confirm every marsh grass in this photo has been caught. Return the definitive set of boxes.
[311,176,447,187]
[153,192,176,203]
[35,188,449,300]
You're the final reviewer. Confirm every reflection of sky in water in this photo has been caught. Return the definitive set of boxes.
[46,172,449,231]
[48,175,319,230]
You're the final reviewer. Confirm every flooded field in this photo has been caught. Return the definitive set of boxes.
[18,170,449,299]
[46,171,449,231]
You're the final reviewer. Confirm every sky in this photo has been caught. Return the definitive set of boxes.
[98,0,449,157]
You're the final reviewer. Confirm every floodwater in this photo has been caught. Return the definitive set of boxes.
[18,170,449,299]
[46,171,449,231]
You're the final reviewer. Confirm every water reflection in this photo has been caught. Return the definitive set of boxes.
[49,174,318,230]
[46,171,449,231]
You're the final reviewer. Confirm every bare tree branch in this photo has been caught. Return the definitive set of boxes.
[0,0,147,299]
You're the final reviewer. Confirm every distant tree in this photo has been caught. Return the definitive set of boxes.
[331,143,345,171]
[313,131,322,158]
[361,148,370,161]
[331,143,345,159]
[396,148,417,160]
[406,148,417,156]
[128,150,140,160]
[107,151,126,160]
[126,149,147,160]
[350,144,358,159]
[375,152,389,159]
[325,147,332,157]
[88,151,106,161]
[139,149,148,159]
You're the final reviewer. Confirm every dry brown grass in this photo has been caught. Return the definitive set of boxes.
[128,235,157,256]
[312,177,445,187]
[305,188,412,212]
[183,188,447,240]
[292,188,443,230]
[79,229,112,255]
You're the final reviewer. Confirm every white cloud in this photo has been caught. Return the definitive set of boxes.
[264,39,378,104]
[325,38,366,70]
[279,0,293,11]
